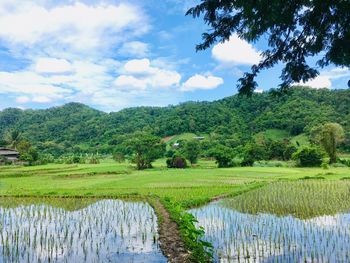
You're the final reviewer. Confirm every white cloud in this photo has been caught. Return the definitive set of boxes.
[124,58,152,74]
[35,57,73,74]
[254,88,264,93]
[0,2,148,50]
[300,76,332,89]
[119,41,149,57]
[117,58,181,90]
[0,71,71,95]
[16,96,30,104]
[32,96,52,103]
[114,75,147,90]
[181,74,223,91]
[212,35,261,65]
[298,67,350,89]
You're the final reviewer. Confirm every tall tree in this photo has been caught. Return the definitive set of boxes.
[182,140,201,165]
[315,123,345,163]
[5,129,22,150]
[125,133,165,170]
[187,1,350,94]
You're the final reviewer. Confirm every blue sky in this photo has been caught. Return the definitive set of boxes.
[0,0,349,112]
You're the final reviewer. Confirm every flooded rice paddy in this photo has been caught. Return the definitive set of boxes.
[190,181,350,263]
[0,198,166,263]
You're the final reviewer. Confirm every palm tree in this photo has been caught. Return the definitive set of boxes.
[5,129,22,150]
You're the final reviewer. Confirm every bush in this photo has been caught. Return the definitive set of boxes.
[88,154,100,164]
[241,158,254,167]
[0,155,12,165]
[331,163,348,168]
[166,155,187,168]
[38,153,55,165]
[338,158,350,167]
[57,154,86,164]
[321,161,329,170]
[292,146,324,167]
[254,160,285,167]
[20,147,39,165]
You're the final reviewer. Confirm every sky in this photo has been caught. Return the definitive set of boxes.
[0,0,349,112]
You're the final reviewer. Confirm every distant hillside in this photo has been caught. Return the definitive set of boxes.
[1,87,349,154]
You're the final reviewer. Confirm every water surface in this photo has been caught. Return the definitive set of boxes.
[0,198,167,263]
[190,181,350,262]
[190,202,350,262]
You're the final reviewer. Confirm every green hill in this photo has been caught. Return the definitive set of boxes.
[1,87,349,154]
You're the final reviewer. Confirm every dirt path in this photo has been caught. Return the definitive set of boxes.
[152,199,192,263]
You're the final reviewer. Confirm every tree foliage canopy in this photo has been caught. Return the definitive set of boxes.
[187,0,350,94]
[312,122,345,163]
[124,132,165,170]
[182,140,201,165]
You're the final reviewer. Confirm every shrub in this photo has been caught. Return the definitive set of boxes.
[57,154,85,164]
[20,147,39,165]
[292,146,324,167]
[331,163,347,168]
[321,161,329,170]
[166,155,187,168]
[88,154,100,164]
[0,155,11,165]
[254,160,285,167]
[338,158,350,167]
[38,153,55,165]
[241,158,254,167]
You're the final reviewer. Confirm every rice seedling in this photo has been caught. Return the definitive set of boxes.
[223,181,350,219]
[0,198,167,263]
[189,181,350,262]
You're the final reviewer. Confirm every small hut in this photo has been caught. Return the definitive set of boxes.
[0,148,19,162]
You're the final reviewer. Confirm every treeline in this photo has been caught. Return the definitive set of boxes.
[110,121,348,170]
[1,87,350,157]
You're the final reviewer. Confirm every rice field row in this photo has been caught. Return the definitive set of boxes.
[190,181,350,262]
[0,199,166,263]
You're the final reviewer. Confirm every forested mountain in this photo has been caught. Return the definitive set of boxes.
[1,87,350,154]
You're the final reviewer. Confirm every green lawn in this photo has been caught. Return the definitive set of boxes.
[1,159,349,207]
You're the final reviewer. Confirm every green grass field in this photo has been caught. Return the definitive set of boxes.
[1,159,349,207]
[255,129,290,141]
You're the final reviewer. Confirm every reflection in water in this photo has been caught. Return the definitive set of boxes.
[190,202,350,263]
[0,199,167,263]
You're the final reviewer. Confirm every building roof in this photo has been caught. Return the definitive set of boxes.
[0,148,19,155]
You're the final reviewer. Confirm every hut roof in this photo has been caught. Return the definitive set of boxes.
[0,148,19,155]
